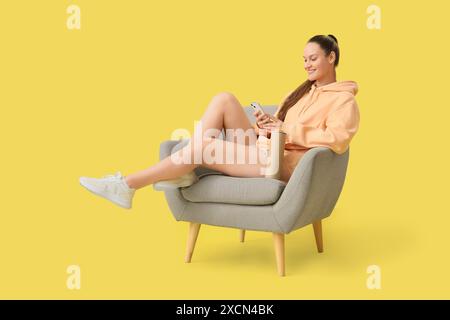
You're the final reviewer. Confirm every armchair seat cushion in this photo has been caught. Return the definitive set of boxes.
[180,174,287,205]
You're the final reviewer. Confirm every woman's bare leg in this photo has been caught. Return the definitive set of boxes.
[199,92,257,146]
[125,92,261,189]
[193,137,267,177]
[125,136,267,189]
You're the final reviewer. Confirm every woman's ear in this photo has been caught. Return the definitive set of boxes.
[328,51,336,65]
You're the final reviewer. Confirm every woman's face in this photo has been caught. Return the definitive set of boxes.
[303,42,335,82]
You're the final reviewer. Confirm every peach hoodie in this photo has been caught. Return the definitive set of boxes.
[256,80,360,183]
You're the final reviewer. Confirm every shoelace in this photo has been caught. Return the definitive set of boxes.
[101,172,122,194]
[102,171,122,181]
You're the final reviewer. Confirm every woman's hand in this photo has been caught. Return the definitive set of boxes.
[261,114,283,138]
[253,110,273,129]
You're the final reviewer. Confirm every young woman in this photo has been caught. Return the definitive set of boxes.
[79,34,360,209]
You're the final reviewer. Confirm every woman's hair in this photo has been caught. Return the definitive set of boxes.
[276,34,340,121]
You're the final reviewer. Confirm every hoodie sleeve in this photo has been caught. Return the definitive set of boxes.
[281,94,360,154]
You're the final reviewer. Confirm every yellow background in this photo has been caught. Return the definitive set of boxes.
[1,0,449,299]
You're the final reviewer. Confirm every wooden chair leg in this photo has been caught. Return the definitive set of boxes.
[272,233,285,277]
[185,222,201,263]
[240,230,245,243]
[312,220,323,253]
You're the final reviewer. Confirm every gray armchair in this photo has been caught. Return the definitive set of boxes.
[154,105,350,276]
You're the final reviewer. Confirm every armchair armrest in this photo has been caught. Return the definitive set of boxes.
[273,146,350,233]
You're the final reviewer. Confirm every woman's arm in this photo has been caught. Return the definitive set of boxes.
[281,95,360,154]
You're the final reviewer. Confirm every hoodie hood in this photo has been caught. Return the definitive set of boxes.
[312,80,358,96]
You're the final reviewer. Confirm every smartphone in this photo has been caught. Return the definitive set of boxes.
[251,102,273,125]
[250,102,265,115]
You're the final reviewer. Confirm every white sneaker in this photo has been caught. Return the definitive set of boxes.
[153,171,199,191]
[79,171,136,209]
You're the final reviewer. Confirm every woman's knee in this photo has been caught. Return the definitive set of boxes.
[212,91,239,105]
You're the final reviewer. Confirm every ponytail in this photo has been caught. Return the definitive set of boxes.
[277,80,315,121]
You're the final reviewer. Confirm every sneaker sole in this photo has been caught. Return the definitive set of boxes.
[79,179,131,209]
